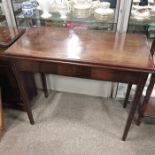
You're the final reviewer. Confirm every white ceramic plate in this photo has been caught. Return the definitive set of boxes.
[132,5,150,10]
[73,4,91,10]
[94,8,114,16]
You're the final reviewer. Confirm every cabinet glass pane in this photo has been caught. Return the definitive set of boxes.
[0,0,8,26]
[128,0,155,39]
[11,0,119,31]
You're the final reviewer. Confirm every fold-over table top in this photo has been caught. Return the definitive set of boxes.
[4,27,154,72]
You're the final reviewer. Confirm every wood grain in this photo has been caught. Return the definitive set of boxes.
[4,27,154,73]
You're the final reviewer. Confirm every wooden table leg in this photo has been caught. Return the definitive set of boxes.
[122,74,148,141]
[136,73,155,125]
[40,73,49,98]
[123,84,132,108]
[0,88,4,136]
[12,63,35,125]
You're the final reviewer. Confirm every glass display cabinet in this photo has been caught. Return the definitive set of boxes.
[128,0,155,38]
[1,0,126,98]
[116,0,155,99]
[3,0,141,99]
[2,0,155,105]
[10,0,121,32]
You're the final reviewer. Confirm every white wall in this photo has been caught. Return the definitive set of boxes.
[35,74,113,98]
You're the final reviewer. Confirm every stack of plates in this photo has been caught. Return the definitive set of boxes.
[131,9,150,21]
[94,8,114,20]
[72,4,91,18]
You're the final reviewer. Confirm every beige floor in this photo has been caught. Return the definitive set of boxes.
[0,91,155,155]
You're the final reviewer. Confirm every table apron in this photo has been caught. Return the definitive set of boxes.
[14,59,144,84]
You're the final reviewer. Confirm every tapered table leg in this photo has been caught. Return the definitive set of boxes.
[122,74,148,141]
[12,63,34,125]
[40,73,49,98]
[123,84,132,108]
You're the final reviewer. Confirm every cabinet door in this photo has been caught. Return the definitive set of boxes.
[10,0,122,32]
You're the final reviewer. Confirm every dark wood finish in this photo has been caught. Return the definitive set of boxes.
[4,27,153,72]
[0,58,37,109]
[0,27,49,100]
[150,37,155,56]
[144,97,155,117]
[123,84,132,108]
[40,73,48,98]
[0,88,3,137]
[124,36,155,125]
[2,27,154,141]
[13,58,143,83]
[122,73,148,140]
[11,63,34,125]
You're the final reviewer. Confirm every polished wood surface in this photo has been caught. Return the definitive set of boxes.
[0,27,25,47]
[3,27,154,141]
[5,27,153,72]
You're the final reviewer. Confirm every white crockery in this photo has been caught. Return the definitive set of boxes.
[36,0,54,18]
[94,8,113,16]
[100,2,110,9]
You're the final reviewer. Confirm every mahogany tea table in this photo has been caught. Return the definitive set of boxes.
[1,27,154,141]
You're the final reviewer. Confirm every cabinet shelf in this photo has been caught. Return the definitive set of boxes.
[128,16,155,26]
[16,10,117,25]
[128,17,155,38]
